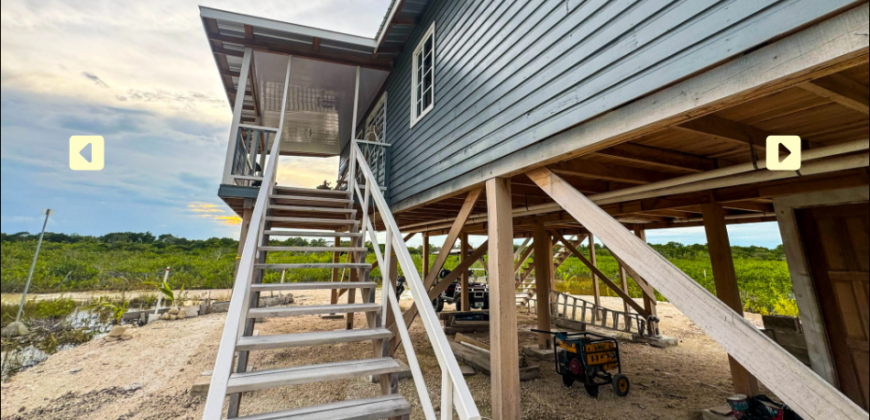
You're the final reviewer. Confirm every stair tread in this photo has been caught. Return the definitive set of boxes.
[268,206,357,214]
[236,328,392,352]
[259,247,367,253]
[256,263,371,270]
[251,282,377,292]
[226,358,402,394]
[273,186,350,197]
[264,231,362,238]
[266,217,360,225]
[249,303,381,318]
[270,195,353,204]
[230,394,410,420]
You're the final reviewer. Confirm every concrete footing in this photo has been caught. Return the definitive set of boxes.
[522,345,556,361]
[632,334,680,348]
[702,405,735,420]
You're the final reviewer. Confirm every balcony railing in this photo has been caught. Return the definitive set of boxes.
[230,125,279,187]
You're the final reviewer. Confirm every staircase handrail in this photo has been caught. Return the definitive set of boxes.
[202,66,289,420]
[350,141,481,420]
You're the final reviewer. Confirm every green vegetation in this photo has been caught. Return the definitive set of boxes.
[0,298,79,329]
[1,232,797,316]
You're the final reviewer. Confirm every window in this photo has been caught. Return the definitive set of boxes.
[411,23,436,128]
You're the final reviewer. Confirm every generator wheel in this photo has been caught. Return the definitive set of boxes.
[561,375,575,388]
[584,384,600,398]
[612,374,631,397]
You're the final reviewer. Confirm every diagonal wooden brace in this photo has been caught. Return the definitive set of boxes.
[528,167,866,420]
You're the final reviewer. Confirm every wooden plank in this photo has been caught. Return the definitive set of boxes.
[486,177,522,420]
[675,115,769,149]
[248,303,380,319]
[455,333,491,351]
[449,342,540,382]
[533,223,553,349]
[552,232,649,317]
[236,328,393,352]
[703,202,761,397]
[549,158,675,185]
[227,358,401,394]
[233,395,410,420]
[528,167,867,420]
[800,74,870,115]
[597,143,718,172]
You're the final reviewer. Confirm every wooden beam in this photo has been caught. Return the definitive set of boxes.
[596,143,718,172]
[528,167,866,420]
[549,159,675,185]
[553,232,648,317]
[799,74,870,115]
[533,224,553,349]
[675,115,769,149]
[702,202,761,397]
[486,178,521,420]
[244,24,254,40]
[312,37,322,52]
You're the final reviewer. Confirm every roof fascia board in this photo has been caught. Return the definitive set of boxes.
[375,0,405,51]
[200,6,377,49]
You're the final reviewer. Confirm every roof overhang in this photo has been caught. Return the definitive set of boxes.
[200,7,394,73]
[374,0,432,57]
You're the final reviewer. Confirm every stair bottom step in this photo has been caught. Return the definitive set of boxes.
[232,395,411,420]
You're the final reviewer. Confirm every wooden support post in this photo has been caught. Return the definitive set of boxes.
[633,228,659,335]
[619,264,630,314]
[234,199,255,277]
[590,234,601,320]
[461,232,471,312]
[422,232,430,280]
[533,223,553,349]
[702,203,761,397]
[486,178,521,420]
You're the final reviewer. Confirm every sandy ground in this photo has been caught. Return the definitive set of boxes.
[1,290,767,420]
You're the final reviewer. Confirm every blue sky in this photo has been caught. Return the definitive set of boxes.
[0,0,785,247]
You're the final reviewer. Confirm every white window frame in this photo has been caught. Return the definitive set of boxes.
[410,23,436,128]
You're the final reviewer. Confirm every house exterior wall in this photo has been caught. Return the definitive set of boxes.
[377,0,863,206]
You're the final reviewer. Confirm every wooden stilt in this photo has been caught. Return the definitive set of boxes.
[486,177,521,420]
[533,223,553,349]
[702,203,761,397]
[590,235,601,320]
[619,264,630,314]
[633,228,659,335]
[422,232,430,280]
[461,232,471,312]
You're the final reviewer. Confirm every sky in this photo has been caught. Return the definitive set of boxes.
[0,0,785,247]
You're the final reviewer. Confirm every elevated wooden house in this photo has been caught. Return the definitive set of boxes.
[199,1,869,419]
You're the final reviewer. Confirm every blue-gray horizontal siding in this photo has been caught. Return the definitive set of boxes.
[382,0,862,205]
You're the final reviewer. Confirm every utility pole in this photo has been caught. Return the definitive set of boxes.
[16,209,53,322]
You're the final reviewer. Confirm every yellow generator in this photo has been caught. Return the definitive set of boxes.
[533,330,631,398]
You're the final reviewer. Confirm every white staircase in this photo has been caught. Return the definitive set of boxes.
[202,137,480,420]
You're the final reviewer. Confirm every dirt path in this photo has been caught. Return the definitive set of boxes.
[1,291,762,419]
